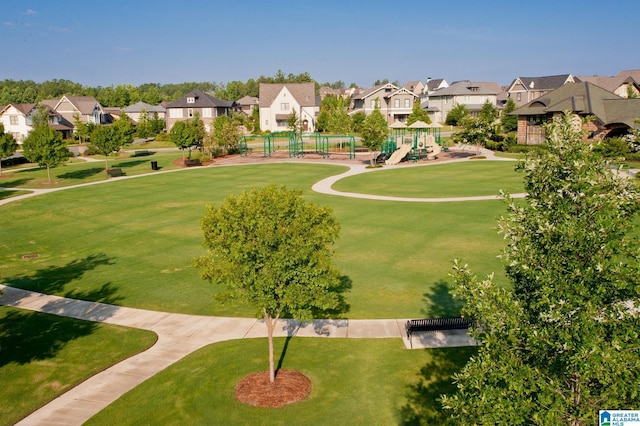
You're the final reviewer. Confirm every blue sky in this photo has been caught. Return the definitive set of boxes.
[2,0,639,88]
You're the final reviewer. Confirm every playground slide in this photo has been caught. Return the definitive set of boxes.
[385,143,413,165]
[427,142,442,160]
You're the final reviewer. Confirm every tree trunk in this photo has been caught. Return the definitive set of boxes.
[263,309,280,383]
[46,165,52,183]
[105,157,110,172]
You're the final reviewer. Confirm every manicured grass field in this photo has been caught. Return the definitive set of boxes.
[0,306,156,426]
[0,162,514,318]
[0,150,183,189]
[86,338,477,426]
[0,159,517,423]
[333,160,524,197]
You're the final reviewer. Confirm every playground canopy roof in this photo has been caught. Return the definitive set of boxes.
[408,121,430,129]
[389,121,407,129]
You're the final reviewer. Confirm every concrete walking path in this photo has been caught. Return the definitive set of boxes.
[0,285,477,426]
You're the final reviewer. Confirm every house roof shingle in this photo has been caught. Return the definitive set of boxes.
[512,82,640,127]
[123,101,166,113]
[429,81,500,97]
[164,89,234,109]
[508,74,573,92]
[259,83,316,108]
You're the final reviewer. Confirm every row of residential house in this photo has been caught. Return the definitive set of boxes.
[1,69,639,148]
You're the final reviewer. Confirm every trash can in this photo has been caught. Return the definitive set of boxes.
[151,161,158,170]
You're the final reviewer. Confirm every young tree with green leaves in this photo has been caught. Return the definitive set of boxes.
[360,106,388,166]
[445,103,469,126]
[287,109,301,134]
[89,114,134,171]
[441,112,640,425]
[73,112,92,144]
[0,124,18,176]
[194,185,343,383]
[22,124,69,182]
[406,99,431,126]
[209,115,240,156]
[501,97,518,132]
[317,95,353,134]
[170,121,192,160]
[452,100,499,153]
[170,116,204,160]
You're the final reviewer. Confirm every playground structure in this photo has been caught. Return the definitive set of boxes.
[238,123,442,165]
[382,124,443,165]
[240,132,357,159]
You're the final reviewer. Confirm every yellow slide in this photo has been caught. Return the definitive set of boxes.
[385,143,413,165]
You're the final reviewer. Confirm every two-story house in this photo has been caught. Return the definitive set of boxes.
[511,82,640,145]
[507,74,574,108]
[349,83,419,124]
[0,103,72,144]
[259,83,318,132]
[426,81,500,124]
[164,89,236,132]
[41,95,106,128]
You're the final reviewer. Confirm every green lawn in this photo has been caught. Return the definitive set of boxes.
[0,162,513,318]
[86,338,477,426]
[0,150,183,189]
[0,306,156,426]
[333,160,524,197]
[0,159,516,423]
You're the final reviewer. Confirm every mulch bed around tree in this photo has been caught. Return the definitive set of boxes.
[234,370,312,408]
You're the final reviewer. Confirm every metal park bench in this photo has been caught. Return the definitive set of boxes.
[405,317,471,348]
[106,168,125,178]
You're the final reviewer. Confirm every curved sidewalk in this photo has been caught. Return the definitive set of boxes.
[0,285,477,426]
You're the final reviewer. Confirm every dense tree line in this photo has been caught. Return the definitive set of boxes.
[0,71,355,108]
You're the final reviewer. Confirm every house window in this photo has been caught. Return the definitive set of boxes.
[276,119,287,127]
[394,99,400,108]
[517,93,522,102]
[187,97,195,104]
[370,100,376,109]
[281,103,290,111]
[404,99,410,108]
[188,108,194,118]
[9,116,19,125]
[202,108,212,118]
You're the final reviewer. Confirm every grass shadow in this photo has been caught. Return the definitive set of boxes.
[0,189,31,200]
[3,253,115,294]
[274,275,352,376]
[114,159,153,169]
[0,282,122,367]
[398,279,472,424]
[57,167,104,180]
[0,177,34,189]
[399,346,478,424]
[420,279,463,318]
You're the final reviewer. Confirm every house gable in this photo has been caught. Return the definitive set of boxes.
[258,83,318,132]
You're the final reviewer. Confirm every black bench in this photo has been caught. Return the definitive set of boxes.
[106,168,125,178]
[405,317,471,348]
